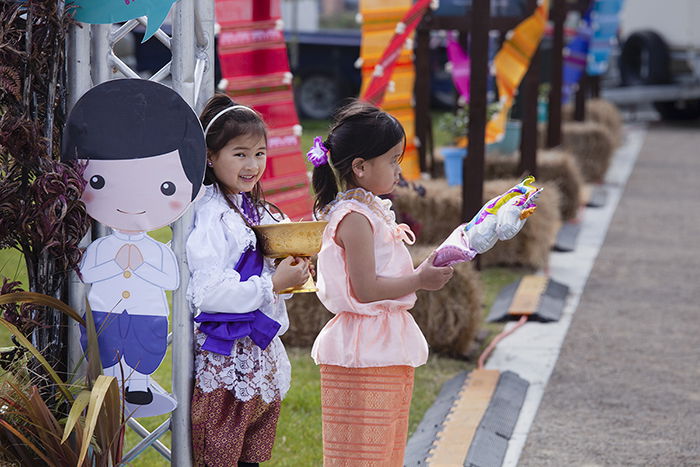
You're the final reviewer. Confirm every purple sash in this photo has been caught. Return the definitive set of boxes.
[193,195,281,355]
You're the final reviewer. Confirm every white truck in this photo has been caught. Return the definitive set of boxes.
[603,0,700,119]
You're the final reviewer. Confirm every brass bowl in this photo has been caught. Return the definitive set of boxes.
[252,221,328,258]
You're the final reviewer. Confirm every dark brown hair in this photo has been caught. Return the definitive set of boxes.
[312,99,406,214]
[199,93,282,222]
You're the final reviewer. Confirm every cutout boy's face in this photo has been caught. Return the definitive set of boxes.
[81,150,194,232]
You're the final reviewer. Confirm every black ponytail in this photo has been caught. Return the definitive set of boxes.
[312,155,339,215]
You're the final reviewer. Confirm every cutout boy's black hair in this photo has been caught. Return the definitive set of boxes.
[61,79,206,200]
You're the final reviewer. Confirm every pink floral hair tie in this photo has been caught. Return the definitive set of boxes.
[307,136,330,167]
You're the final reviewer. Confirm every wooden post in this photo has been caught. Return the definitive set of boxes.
[464,0,491,222]
[590,74,600,98]
[573,0,594,122]
[574,72,587,121]
[518,0,541,177]
[547,0,565,148]
[415,24,432,173]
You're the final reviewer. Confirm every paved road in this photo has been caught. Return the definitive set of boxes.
[519,124,700,466]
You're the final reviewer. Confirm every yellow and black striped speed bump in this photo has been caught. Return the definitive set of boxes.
[405,371,470,464]
[486,275,569,323]
[405,370,529,466]
[464,371,529,467]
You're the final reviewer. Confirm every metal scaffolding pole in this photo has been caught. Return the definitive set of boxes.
[66,20,92,380]
[171,0,215,464]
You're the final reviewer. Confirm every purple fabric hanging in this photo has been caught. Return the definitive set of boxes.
[194,194,281,355]
[447,32,471,102]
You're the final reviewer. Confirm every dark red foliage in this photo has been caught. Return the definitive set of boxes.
[0,1,88,390]
[0,277,39,336]
[0,1,88,297]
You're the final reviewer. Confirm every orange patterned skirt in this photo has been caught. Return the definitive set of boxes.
[319,365,415,466]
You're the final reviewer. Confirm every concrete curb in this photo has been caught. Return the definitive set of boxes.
[484,124,647,466]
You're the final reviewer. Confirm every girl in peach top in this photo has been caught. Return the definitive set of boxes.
[308,100,454,466]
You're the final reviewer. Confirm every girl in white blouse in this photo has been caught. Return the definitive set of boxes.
[186,94,309,467]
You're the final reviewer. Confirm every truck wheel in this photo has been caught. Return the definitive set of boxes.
[296,74,340,120]
[619,30,671,86]
[654,99,700,120]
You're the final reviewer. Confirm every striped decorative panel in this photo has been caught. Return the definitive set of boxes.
[359,0,431,181]
[216,0,312,220]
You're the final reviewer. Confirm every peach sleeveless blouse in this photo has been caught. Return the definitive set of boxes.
[311,188,429,368]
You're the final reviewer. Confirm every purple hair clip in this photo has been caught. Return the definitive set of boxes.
[306,136,329,167]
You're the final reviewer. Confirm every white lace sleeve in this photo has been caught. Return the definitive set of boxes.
[186,198,275,314]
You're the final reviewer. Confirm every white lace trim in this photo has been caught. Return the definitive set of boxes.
[221,209,257,253]
[187,267,274,311]
[194,331,291,402]
[187,267,239,309]
[258,271,275,309]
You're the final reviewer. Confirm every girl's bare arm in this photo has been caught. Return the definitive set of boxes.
[336,212,452,303]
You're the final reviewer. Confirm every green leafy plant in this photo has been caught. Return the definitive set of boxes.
[0,292,126,467]
[437,103,502,145]
[0,0,90,390]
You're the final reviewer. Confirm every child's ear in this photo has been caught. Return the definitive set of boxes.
[351,157,365,178]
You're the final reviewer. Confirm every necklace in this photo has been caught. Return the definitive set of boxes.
[226,192,260,226]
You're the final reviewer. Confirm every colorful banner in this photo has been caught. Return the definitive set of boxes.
[216,0,313,220]
[486,0,549,144]
[446,32,471,103]
[562,10,592,104]
[587,0,624,76]
[358,0,431,181]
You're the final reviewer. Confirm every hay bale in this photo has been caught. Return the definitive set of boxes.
[408,245,483,358]
[484,149,584,221]
[282,247,484,357]
[586,99,624,147]
[392,178,562,269]
[564,98,624,147]
[479,179,561,269]
[561,121,614,183]
[537,150,585,220]
[282,256,331,348]
[282,289,330,348]
[432,149,446,178]
[393,178,463,245]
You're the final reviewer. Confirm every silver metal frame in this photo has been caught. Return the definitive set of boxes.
[66,1,215,464]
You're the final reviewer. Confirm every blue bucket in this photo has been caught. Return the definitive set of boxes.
[538,99,548,123]
[442,147,467,186]
[498,120,522,155]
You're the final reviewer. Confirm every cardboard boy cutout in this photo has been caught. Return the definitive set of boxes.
[62,79,206,417]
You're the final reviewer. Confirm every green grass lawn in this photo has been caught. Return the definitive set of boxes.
[0,236,520,465]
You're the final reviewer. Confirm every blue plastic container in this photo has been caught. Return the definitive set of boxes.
[538,99,548,123]
[498,120,522,155]
[442,147,467,186]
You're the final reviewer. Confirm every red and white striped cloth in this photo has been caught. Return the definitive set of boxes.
[216,0,313,220]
